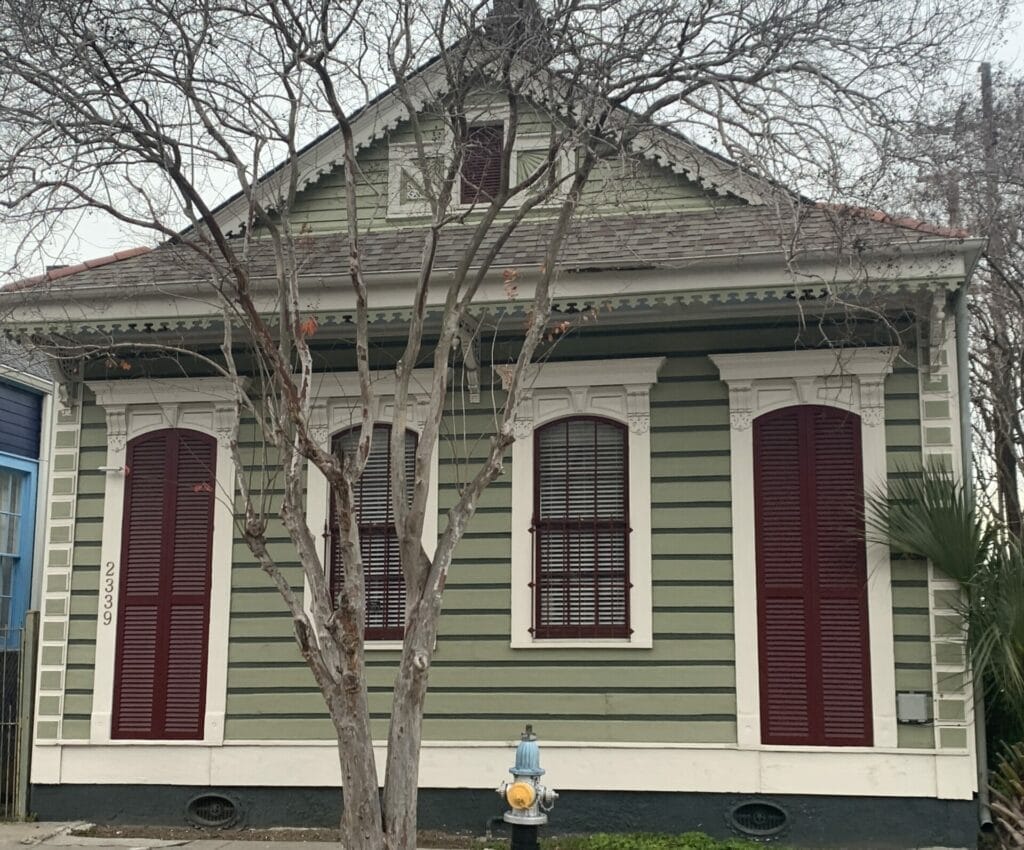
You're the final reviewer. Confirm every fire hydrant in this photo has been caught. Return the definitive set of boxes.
[496,725,558,850]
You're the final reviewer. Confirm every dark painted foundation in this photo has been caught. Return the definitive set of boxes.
[30,784,979,848]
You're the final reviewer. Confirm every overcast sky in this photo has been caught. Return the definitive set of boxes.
[3,9,1022,282]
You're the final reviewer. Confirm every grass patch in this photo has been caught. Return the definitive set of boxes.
[541,833,767,850]
[76,824,769,850]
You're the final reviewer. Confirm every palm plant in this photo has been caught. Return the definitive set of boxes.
[867,468,1024,714]
[991,742,1024,848]
[868,469,1024,847]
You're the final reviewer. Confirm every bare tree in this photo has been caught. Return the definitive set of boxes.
[0,0,1003,847]
[901,66,1024,534]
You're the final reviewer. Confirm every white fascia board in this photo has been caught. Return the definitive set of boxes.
[210,63,453,237]
[4,239,979,329]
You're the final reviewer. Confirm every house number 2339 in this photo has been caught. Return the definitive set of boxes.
[102,561,116,625]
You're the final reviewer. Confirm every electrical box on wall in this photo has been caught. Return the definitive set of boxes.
[896,691,932,724]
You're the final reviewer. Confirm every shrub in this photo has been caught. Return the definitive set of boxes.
[992,743,1024,848]
[543,832,766,850]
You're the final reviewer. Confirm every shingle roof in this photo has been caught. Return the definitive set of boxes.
[5,205,974,294]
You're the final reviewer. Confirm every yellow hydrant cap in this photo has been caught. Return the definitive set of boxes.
[506,781,537,810]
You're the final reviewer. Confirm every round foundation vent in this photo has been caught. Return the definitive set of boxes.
[727,799,789,838]
[186,793,239,828]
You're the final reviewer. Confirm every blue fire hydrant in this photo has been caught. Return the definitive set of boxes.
[496,725,558,850]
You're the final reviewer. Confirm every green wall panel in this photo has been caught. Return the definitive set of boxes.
[60,322,934,750]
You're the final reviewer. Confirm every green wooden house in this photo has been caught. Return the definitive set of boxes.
[2,72,985,846]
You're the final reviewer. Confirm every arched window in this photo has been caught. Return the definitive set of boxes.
[330,425,416,641]
[532,417,630,638]
[112,428,216,739]
[754,404,873,746]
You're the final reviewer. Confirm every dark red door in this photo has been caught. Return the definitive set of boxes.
[112,429,215,739]
[753,405,873,746]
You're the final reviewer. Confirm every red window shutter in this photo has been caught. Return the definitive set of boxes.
[533,417,630,639]
[461,125,503,204]
[753,409,811,743]
[754,405,873,746]
[330,425,415,640]
[112,429,215,739]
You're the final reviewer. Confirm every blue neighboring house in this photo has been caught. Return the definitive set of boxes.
[0,341,52,810]
[0,348,51,647]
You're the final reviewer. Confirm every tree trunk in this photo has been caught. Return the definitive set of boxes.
[328,670,386,850]
[381,597,442,850]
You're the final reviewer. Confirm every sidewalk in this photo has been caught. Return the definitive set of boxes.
[0,822,470,850]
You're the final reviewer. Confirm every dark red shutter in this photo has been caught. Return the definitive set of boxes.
[754,405,873,746]
[533,417,630,638]
[461,125,503,204]
[330,425,415,640]
[112,429,215,739]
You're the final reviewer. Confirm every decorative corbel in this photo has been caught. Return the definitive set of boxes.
[44,352,82,417]
[308,401,330,448]
[105,405,128,455]
[455,313,481,403]
[929,294,948,374]
[512,415,535,440]
[214,403,238,449]
[860,379,887,428]
[727,381,754,432]
[625,386,651,434]
[409,394,430,435]
[493,364,514,390]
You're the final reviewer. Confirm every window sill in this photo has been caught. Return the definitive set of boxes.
[365,640,404,651]
[384,197,566,222]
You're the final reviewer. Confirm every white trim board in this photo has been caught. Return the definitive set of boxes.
[710,347,900,748]
[386,121,574,220]
[9,247,979,329]
[32,740,975,800]
[85,377,241,746]
[504,356,665,649]
[303,368,439,647]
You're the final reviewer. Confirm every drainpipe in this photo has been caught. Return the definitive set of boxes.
[954,285,992,831]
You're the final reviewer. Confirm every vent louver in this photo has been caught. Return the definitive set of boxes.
[186,793,239,828]
[728,799,789,838]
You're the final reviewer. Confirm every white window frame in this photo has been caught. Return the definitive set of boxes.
[387,105,574,219]
[304,370,439,650]
[86,377,241,746]
[503,357,665,649]
[710,347,899,749]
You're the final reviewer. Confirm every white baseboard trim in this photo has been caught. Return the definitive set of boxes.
[31,740,977,800]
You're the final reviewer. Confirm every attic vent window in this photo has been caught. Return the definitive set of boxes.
[461,124,503,204]
[727,800,789,838]
[186,793,239,828]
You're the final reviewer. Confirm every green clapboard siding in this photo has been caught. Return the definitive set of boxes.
[278,101,738,237]
[62,322,931,750]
